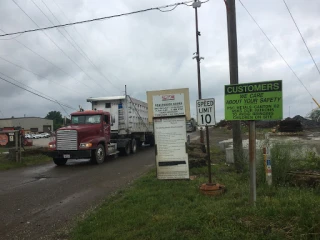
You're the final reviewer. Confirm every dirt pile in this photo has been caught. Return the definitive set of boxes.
[291,115,320,129]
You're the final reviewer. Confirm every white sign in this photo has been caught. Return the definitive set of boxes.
[153,93,185,117]
[196,98,216,126]
[154,117,189,180]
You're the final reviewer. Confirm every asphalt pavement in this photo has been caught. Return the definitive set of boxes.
[0,147,155,240]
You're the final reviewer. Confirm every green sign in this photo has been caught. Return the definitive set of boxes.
[225,80,283,120]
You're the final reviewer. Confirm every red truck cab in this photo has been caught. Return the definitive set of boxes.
[48,110,117,166]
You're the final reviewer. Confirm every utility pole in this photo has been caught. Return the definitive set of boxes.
[193,0,204,143]
[225,0,244,172]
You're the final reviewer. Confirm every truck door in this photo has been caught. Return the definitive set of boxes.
[103,115,111,144]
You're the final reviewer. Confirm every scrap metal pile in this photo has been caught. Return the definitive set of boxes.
[216,115,320,131]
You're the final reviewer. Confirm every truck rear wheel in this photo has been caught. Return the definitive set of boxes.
[53,158,67,166]
[131,139,137,154]
[120,141,131,156]
[91,144,105,164]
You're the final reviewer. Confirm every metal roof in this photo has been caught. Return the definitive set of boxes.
[86,96,125,102]
[0,117,48,120]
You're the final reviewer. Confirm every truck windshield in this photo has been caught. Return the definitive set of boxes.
[71,115,101,124]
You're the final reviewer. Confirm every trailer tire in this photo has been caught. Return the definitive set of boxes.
[53,158,67,166]
[121,141,131,156]
[149,136,155,147]
[131,139,137,154]
[91,144,105,164]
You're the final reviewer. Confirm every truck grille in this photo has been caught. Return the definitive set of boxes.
[57,130,78,150]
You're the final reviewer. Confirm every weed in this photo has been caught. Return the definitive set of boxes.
[71,164,320,240]
[0,154,51,170]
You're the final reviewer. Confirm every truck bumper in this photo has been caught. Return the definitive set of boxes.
[49,150,92,159]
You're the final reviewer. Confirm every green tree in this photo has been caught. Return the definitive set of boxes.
[45,111,63,130]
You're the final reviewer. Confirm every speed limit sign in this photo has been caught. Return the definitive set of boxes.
[196,98,216,126]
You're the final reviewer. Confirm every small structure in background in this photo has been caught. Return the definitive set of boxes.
[0,129,22,162]
[0,117,53,134]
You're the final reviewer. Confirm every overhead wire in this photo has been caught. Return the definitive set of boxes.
[1,0,195,37]
[0,33,23,40]
[0,56,85,96]
[0,28,95,96]
[0,71,73,115]
[0,71,69,105]
[157,5,179,12]
[52,0,124,95]
[28,0,108,95]
[30,0,110,94]
[282,0,320,77]
[238,0,314,99]
[0,75,77,110]
[40,0,122,93]
[11,0,105,96]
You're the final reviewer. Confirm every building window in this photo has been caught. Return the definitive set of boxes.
[105,103,111,108]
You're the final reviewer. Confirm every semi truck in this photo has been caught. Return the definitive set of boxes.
[48,95,154,166]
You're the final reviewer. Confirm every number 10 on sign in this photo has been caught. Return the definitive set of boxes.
[196,98,216,126]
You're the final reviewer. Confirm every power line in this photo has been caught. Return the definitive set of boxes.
[0,71,75,109]
[0,56,85,96]
[282,0,320,77]
[0,33,22,40]
[11,0,105,96]
[0,71,67,105]
[0,75,77,110]
[52,0,126,94]
[28,0,108,95]
[1,1,195,38]
[30,0,110,94]
[0,28,95,95]
[40,0,121,93]
[0,71,73,115]
[238,0,314,98]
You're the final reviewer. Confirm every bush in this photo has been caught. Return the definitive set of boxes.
[257,142,320,186]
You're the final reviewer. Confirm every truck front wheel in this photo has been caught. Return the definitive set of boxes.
[53,158,67,166]
[91,144,105,164]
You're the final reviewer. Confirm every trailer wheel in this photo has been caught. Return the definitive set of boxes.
[149,136,155,147]
[91,144,105,164]
[131,139,137,154]
[53,158,67,166]
[120,141,131,156]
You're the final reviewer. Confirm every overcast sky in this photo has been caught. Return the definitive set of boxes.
[0,0,319,121]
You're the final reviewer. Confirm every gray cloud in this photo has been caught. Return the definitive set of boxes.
[0,0,319,122]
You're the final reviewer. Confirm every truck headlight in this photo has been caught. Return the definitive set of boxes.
[49,143,56,149]
[80,143,92,148]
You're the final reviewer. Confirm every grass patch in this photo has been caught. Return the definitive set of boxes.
[71,162,320,240]
[0,153,51,170]
[0,148,8,154]
[257,142,320,186]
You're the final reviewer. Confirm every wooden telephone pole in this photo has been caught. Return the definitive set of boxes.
[225,0,244,172]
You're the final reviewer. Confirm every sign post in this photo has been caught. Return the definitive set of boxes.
[197,98,215,183]
[197,98,225,195]
[249,120,256,204]
[225,80,283,205]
